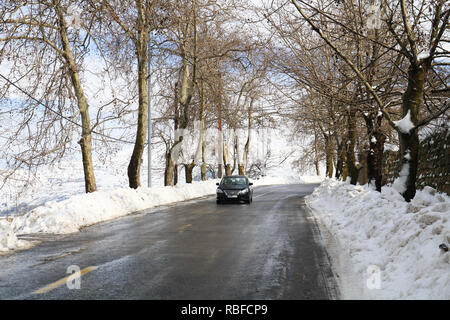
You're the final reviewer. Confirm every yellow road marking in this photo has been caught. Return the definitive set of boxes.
[32,266,98,295]
[178,224,192,231]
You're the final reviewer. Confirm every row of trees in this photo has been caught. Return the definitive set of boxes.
[0,0,277,194]
[0,0,448,202]
[265,0,449,201]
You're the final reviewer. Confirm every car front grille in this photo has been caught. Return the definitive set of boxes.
[225,190,240,196]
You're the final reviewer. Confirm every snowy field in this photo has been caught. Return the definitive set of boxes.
[307,179,450,300]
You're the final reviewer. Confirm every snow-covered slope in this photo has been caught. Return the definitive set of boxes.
[307,179,450,300]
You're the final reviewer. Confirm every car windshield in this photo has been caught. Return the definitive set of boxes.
[221,177,247,186]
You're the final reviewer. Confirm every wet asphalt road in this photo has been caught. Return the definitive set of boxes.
[0,184,339,300]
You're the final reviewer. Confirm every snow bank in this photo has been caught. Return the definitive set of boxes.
[0,175,309,254]
[253,175,306,185]
[299,175,324,184]
[10,180,219,236]
[306,179,450,299]
[0,219,31,253]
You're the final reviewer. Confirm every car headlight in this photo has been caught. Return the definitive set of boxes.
[239,188,249,195]
[217,188,224,193]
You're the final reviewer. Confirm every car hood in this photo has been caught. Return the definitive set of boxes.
[219,185,248,190]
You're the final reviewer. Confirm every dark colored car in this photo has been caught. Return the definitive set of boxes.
[216,175,253,204]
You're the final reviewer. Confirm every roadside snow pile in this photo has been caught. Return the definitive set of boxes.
[306,179,450,299]
[10,180,219,236]
[0,219,31,253]
[299,175,324,184]
[0,174,310,254]
[253,175,306,185]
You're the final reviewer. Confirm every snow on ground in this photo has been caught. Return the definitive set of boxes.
[306,178,450,300]
[0,219,32,252]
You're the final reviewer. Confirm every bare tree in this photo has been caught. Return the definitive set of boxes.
[289,0,449,200]
[96,0,167,188]
[0,0,99,193]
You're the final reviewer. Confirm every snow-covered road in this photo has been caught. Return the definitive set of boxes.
[0,184,338,300]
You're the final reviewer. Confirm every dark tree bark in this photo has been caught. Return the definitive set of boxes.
[124,1,150,189]
[364,112,386,191]
[225,164,232,176]
[54,1,97,193]
[201,162,207,181]
[335,136,346,180]
[346,108,360,185]
[165,155,175,186]
[127,47,149,188]
[184,162,195,183]
[383,150,396,186]
[397,64,424,201]
[324,133,334,178]
[174,164,178,185]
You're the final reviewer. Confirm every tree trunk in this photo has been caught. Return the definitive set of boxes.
[324,134,333,178]
[398,130,419,201]
[342,162,348,181]
[383,150,396,186]
[54,1,96,193]
[335,137,345,180]
[218,164,223,179]
[223,130,233,176]
[184,162,195,183]
[163,10,196,186]
[231,135,237,175]
[201,162,207,181]
[225,164,232,176]
[201,131,207,180]
[165,155,175,186]
[174,164,178,185]
[373,132,386,191]
[127,2,149,189]
[218,103,223,179]
[78,118,97,193]
[209,166,216,179]
[397,65,424,201]
[240,98,254,177]
[127,52,148,188]
[199,81,207,181]
[315,160,320,176]
[313,129,321,176]
[347,109,359,184]
[364,113,386,192]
